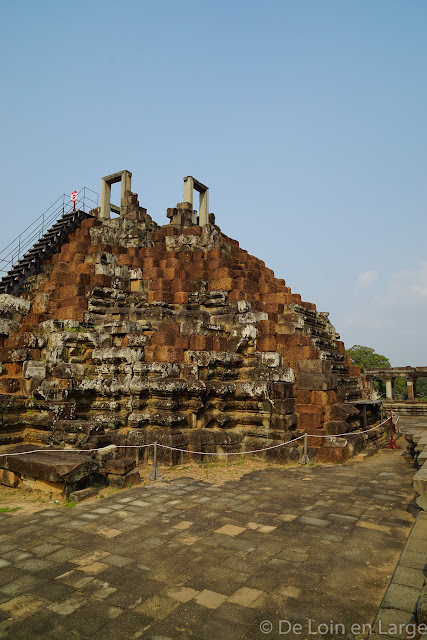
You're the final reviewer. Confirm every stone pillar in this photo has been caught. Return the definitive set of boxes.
[183,176,209,226]
[100,170,133,221]
[120,171,132,215]
[100,179,111,221]
[385,379,393,400]
[407,378,415,400]
[199,189,209,227]
[183,176,194,206]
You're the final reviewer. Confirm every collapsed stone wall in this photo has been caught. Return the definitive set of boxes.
[0,191,380,467]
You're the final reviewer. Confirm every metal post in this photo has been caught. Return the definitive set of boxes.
[148,441,163,480]
[384,410,401,450]
[299,433,310,465]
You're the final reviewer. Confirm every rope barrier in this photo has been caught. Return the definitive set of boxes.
[0,411,395,458]
[155,434,306,456]
[0,444,153,458]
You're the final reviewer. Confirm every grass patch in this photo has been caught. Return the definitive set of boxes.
[0,507,21,513]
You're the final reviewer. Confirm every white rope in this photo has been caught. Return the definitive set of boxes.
[314,413,392,438]
[0,411,398,458]
[156,434,306,456]
[0,444,152,458]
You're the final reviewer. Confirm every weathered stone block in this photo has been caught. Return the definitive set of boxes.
[104,459,135,475]
[0,468,21,488]
[23,361,46,380]
[108,468,140,488]
[69,487,98,502]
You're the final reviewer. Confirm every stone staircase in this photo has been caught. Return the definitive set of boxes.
[0,209,93,296]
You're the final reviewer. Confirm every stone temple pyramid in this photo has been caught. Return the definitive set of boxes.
[0,171,382,491]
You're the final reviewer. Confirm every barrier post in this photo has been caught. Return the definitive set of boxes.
[384,410,401,450]
[148,442,163,480]
[299,433,310,465]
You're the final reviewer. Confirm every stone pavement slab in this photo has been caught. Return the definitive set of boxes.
[0,448,420,639]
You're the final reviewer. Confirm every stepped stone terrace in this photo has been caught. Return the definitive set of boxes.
[0,171,383,493]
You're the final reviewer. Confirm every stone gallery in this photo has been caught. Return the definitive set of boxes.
[0,171,381,494]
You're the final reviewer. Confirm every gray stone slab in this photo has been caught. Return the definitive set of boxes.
[383,583,420,613]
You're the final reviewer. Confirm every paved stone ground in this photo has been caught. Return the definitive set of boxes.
[0,448,418,640]
[371,510,427,639]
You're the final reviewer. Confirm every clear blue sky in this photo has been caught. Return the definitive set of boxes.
[1,1,426,365]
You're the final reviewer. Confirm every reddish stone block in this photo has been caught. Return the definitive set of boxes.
[52,307,85,322]
[228,290,248,302]
[281,334,311,347]
[111,246,127,256]
[189,335,214,350]
[298,412,324,431]
[212,337,227,351]
[300,301,316,311]
[170,279,190,293]
[265,303,285,314]
[144,346,155,362]
[69,253,86,264]
[80,217,102,231]
[150,332,167,346]
[207,249,222,261]
[117,255,133,267]
[174,292,188,304]
[58,296,88,311]
[296,390,311,404]
[143,267,161,280]
[154,346,185,363]
[209,277,233,291]
[162,267,180,280]
[68,241,90,255]
[75,263,95,275]
[182,226,202,236]
[257,336,276,351]
[0,378,23,395]
[257,320,275,336]
[207,259,221,272]
[175,335,190,349]
[317,447,349,463]
[88,244,112,255]
[21,314,41,329]
[253,300,265,312]
[91,274,113,287]
[58,285,86,299]
[348,365,361,377]
[336,341,345,355]
[3,363,23,377]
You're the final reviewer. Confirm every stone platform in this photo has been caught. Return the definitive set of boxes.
[0,447,418,639]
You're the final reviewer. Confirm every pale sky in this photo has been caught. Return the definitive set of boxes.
[0,0,426,365]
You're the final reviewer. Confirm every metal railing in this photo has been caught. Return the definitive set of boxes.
[0,188,98,276]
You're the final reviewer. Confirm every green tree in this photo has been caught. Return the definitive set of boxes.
[416,377,427,400]
[346,345,390,372]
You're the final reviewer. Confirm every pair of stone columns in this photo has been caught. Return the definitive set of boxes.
[384,378,416,400]
[99,171,209,225]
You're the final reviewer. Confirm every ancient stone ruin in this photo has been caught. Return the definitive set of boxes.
[0,171,382,494]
